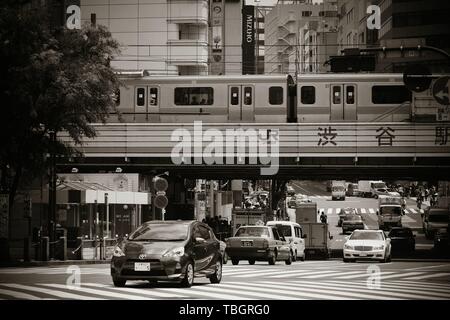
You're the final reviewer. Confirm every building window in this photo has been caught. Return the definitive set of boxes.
[230,87,239,105]
[333,86,341,104]
[301,86,316,104]
[269,86,283,105]
[371,86,412,104]
[346,86,355,104]
[136,87,146,107]
[175,87,214,105]
[244,87,252,105]
[302,11,312,17]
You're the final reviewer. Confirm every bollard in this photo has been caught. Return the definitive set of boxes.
[41,237,49,261]
[59,236,67,261]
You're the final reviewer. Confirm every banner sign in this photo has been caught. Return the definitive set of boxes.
[242,5,255,75]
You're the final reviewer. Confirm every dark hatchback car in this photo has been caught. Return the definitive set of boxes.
[388,227,415,254]
[111,220,222,288]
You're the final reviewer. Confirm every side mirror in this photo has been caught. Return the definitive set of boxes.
[195,237,205,243]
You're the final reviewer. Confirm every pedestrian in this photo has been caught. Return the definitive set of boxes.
[320,211,328,224]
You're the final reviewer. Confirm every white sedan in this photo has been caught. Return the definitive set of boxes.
[343,230,392,263]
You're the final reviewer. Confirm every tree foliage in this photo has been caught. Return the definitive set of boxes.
[0,4,121,219]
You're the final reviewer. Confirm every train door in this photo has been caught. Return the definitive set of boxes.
[147,86,160,122]
[330,84,357,121]
[228,85,255,121]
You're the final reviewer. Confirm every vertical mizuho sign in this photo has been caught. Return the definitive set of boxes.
[242,5,255,75]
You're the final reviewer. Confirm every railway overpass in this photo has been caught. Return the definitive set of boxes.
[58,122,450,180]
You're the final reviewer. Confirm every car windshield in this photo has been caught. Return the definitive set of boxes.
[344,215,362,221]
[372,183,386,189]
[332,186,345,191]
[350,231,383,240]
[235,227,270,238]
[342,208,355,215]
[389,229,412,237]
[380,207,402,215]
[275,225,292,237]
[128,223,189,241]
[428,214,450,223]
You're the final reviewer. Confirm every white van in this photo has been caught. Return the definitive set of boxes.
[266,221,306,261]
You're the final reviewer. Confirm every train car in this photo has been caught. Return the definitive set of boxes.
[114,75,295,123]
[112,72,439,123]
[296,73,412,122]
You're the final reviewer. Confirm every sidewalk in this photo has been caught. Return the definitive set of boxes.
[0,259,110,268]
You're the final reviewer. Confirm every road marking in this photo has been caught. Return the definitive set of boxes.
[403,273,450,280]
[266,269,323,278]
[327,208,333,215]
[300,271,363,279]
[334,271,395,279]
[203,283,303,300]
[376,272,423,280]
[360,208,367,214]
[387,280,450,289]
[1,283,105,300]
[269,270,338,279]
[158,285,253,300]
[83,283,187,298]
[319,280,450,300]
[41,283,150,300]
[404,264,450,271]
[334,280,450,295]
[229,268,281,277]
[368,208,375,214]
[409,208,417,214]
[0,287,42,300]
[336,208,341,214]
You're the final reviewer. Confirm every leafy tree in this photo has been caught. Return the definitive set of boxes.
[0,3,121,259]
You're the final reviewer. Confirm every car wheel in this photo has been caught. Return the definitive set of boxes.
[209,260,222,284]
[181,262,194,288]
[292,250,297,262]
[113,278,126,287]
[285,253,292,265]
[300,253,305,262]
[231,259,239,265]
[343,258,349,263]
[248,259,255,265]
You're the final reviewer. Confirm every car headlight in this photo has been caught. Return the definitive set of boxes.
[163,246,185,258]
[113,246,125,257]
[373,245,384,250]
[344,244,354,250]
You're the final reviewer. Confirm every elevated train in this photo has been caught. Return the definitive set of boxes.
[113,73,437,123]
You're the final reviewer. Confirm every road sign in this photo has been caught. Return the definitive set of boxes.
[154,177,168,192]
[433,76,450,105]
[403,65,432,92]
[154,194,168,209]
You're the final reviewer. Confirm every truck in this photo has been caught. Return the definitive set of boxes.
[331,180,346,200]
[422,207,450,239]
[295,202,318,224]
[302,223,333,259]
[358,180,388,198]
[376,196,404,230]
[231,208,268,236]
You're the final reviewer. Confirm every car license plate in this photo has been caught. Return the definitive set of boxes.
[359,253,367,257]
[242,241,253,247]
[134,262,150,271]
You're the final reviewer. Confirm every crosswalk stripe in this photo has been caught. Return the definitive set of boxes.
[265,269,316,278]
[360,208,367,214]
[226,268,280,277]
[326,280,450,298]
[357,280,450,295]
[374,272,423,280]
[336,208,341,214]
[301,271,363,279]
[403,273,450,280]
[409,208,417,214]
[334,271,395,279]
[0,287,42,300]
[368,208,375,214]
[1,283,105,300]
[41,283,149,300]
[269,270,337,279]
[327,208,333,215]
[387,280,450,290]
[202,283,303,300]
[157,286,253,300]
[83,283,186,298]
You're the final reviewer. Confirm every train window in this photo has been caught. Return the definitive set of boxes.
[136,87,146,107]
[332,86,341,104]
[372,85,412,104]
[113,89,120,106]
[301,86,316,104]
[346,86,355,104]
[149,88,158,106]
[244,87,252,105]
[174,87,214,105]
[269,87,283,105]
[230,87,239,105]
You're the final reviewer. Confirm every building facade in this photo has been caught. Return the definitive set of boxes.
[264,0,338,74]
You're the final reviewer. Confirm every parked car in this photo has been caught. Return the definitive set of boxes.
[110,220,222,288]
[388,227,415,254]
[343,230,392,263]
[225,225,292,265]
[266,221,306,261]
[342,214,365,234]
[423,208,450,239]
[338,208,358,227]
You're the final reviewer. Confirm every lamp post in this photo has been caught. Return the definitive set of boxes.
[48,130,56,259]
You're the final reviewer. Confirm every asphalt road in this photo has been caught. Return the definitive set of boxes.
[0,260,449,300]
